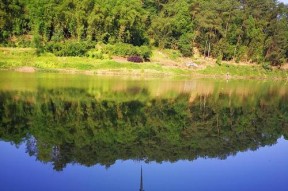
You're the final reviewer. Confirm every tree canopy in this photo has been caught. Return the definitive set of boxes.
[0,0,288,65]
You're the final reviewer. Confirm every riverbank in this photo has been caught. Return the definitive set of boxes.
[0,47,189,77]
[0,47,287,79]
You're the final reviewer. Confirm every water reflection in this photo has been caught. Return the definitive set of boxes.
[140,166,144,191]
[0,72,288,173]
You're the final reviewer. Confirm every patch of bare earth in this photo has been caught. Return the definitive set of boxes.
[0,47,34,51]
[112,56,129,63]
[16,66,36,73]
[281,63,288,70]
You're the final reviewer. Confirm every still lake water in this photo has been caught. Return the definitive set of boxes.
[0,71,288,191]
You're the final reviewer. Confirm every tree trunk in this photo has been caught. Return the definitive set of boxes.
[208,42,211,58]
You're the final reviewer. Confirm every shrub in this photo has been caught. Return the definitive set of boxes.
[44,41,95,56]
[167,49,182,60]
[127,56,143,63]
[103,43,152,60]
[138,46,152,61]
[86,50,104,59]
[265,51,286,66]
[103,43,134,56]
[262,62,272,70]
[33,34,44,55]
[178,34,193,57]
[216,54,223,66]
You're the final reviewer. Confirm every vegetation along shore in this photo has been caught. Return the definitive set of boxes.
[0,0,288,79]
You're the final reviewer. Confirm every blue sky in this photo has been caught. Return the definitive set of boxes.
[280,0,288,4]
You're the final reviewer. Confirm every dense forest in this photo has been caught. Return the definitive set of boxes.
[1,86,288,171]
[0,0,288,65]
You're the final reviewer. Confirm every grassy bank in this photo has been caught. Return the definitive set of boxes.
[0,47,287,79]
[0,48,188,76]
[197,63,288,79]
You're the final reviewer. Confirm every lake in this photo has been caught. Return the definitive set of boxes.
[0,71,288,191]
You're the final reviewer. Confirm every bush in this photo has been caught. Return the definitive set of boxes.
[103,43,134,56]
[44,41,95,56]
[138,46,152,61]
[262,62,272,70]
[235,46,249,62]
[213,40,235,61]
[103,43,152,60]
[265,51,286,66]
[86,50,104,59]
[178,34,193,57]
[33,34,44,55]
[166,49,182,60]
[127,56,143,63]
[216,54,223,66]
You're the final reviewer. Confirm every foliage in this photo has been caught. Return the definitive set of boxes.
[103,43,152,60]
[44,41,95,57]
[0,0,287,66]
[0,0,28,42]
[216,54,223,66]
[178,33,194,57]
[262,62,272,71]
[86,50,104,59]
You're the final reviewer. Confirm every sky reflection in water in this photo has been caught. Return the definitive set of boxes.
[1,138,288,191]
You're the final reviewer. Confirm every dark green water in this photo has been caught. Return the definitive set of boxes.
[0,71,288,191]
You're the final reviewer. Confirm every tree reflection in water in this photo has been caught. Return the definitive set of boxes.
[0,84,288,171]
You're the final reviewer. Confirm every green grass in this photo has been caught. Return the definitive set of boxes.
[199,63,288,79]
[0,48,188,76]
[0,47,287,79]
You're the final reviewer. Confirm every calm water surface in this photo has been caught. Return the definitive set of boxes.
[0,71,288,191]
